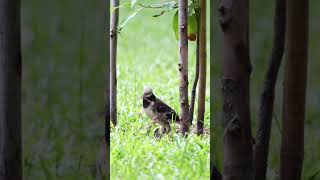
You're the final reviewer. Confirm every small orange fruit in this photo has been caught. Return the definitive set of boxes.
[188,33,197,41]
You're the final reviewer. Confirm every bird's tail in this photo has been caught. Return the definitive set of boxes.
[166,110,180,124]
[172,112,180,124]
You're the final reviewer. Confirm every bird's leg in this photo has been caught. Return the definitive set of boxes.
[166,124,171,134]
[160,126,166,134]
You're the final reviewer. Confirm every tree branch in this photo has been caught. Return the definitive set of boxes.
[196,0,206,135]
[253,0,286,179]
[189,9,200,125]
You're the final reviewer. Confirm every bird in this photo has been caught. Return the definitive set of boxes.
[142,87,180,137]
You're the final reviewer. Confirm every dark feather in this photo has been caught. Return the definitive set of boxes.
[143,94,156,108]
[155,99,180,123]
[143,98,150,108]
[155,99,172,113]
[165,111,180,123]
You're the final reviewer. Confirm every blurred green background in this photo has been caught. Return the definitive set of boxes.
[211,0,320,179]
[22,0,107,179]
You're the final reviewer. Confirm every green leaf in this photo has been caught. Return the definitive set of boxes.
[117,9,141,32]
[172,9,197,41]
[188,12,197,35]
[163,1,178,11]
[152,10,166,18]
[189,0,200,11]
[172,10,179,40]
[111,3,131,13]
[131,0,138,8]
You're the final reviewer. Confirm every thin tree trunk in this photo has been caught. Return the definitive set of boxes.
[280,0,308,179]
[197,0,206,135]
[253,0,286,179]
[218,0,253,178]
[178,0,189,135]
[210,0,215,176]
[110,0,119,127]
[0,0,22,179]
[189,19,199,125]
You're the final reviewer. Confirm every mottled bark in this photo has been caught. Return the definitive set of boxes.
[0,0,22,179]
[218,0,253,179]
[110,0,119,127]
[197,0,206,135]
[253,0,286,179]
[178,0,190,135]
[280,0,308,179]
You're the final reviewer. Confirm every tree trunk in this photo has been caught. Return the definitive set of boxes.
[189,17,199,125]
[196,0,206,135]
[178,0,189,135]
[102,0,110,178]
[280,0,308,179]
[253,0,286,179]
[0,0,22,179]
[212,164,222,180]
[96,138,107,179]
[218,0,253,179]
[110,0,119,127]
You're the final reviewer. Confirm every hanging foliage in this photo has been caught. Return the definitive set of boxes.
[113,0,199,41]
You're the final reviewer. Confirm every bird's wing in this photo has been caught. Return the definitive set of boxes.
[155,98,173,113]
[155,98,180,122]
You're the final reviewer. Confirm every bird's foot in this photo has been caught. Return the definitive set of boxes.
[154,127,163,140]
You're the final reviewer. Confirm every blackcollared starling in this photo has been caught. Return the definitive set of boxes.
[142,87,180,136]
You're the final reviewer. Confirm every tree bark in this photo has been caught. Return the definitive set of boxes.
[212,164,222,180]
[280,0,308,179]
[253,0,286,179]
[196,0,206,135]
[189,16,199,125]
[96,138,107,179]
[110,0,119,127]
[0,0,22,179]
[218,0,253,179]
[102,0,110,178]
[178,0,190,135]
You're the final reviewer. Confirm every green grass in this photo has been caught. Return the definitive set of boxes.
[111,0,210,179]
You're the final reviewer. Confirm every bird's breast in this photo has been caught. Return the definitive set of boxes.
[143,105,156,119]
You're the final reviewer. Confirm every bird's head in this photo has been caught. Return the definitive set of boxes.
[143,86,156,101]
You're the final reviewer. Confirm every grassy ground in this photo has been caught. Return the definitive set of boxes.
[110,0,211,179]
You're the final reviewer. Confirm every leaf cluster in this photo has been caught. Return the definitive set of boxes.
[112,0,199,41]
